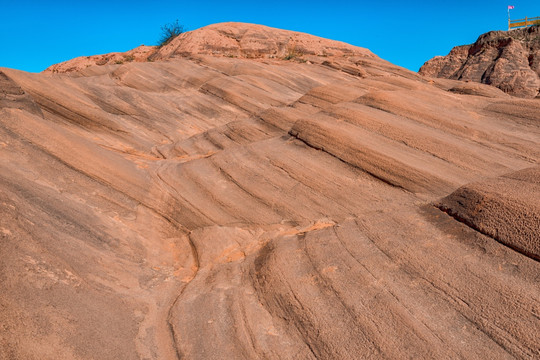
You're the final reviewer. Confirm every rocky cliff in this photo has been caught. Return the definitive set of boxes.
[1,22,539,360]
[419,26,540,98]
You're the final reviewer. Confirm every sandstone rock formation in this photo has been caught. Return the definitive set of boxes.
[419,26,540,98]
[438,166,540,261]
[1,22,539,360]
[44,22,374,74]
[45,45,158,73]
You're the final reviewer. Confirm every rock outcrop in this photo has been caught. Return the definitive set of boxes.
[2,22,539,360]
[419,26,540,98]
[44,45,158,73]
[437,166,540,261]
[44,22,374,74]
[150,22,374,60]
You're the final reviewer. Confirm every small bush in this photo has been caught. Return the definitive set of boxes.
[283,45,303,61]
[159,20,184,47]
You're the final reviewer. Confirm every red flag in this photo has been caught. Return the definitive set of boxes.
[508,5,514,9]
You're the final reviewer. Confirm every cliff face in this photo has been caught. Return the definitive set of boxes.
[419,26,540,98]
[1,22,540,360]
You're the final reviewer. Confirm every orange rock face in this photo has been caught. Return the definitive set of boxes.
[44,22,375,74]
[44,45,158,73]
[1,22,539,360]
[420,26,540,98]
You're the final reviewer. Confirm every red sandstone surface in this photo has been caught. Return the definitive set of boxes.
[420,26,540,98]
[1,22,539,359]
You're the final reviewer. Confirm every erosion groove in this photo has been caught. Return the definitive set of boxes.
[288,129,409,191]
[166,232,200,360]
[1,22,539,360]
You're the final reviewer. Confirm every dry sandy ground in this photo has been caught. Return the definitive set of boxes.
[0,23,539,359]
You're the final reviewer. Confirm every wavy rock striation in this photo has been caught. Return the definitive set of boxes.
[1,22,539,360]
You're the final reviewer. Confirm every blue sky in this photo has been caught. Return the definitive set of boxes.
[1,0,539,73]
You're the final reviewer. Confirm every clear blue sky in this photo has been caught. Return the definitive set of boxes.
[1,0,539,73]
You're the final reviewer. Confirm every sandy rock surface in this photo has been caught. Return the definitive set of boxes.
[1,22,539,360]
[44,45,158,74]
[420,26,540,98]
[44,22,375,74]
[438,166,540,261]
[152,22,374,60]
